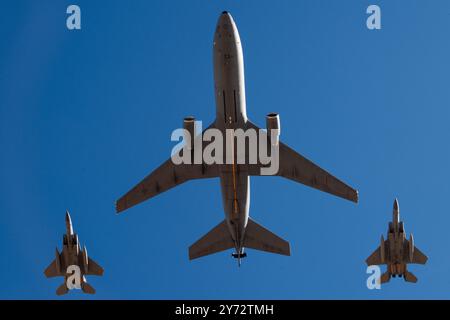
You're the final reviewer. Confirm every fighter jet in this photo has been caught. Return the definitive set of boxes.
[44,211,104,295]
[116,12,358,265]
[366,199,428,283]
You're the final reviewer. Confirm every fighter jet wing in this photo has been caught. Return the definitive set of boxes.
[116,123,220,213]
[86,257,104,276]
[366,246,384,266]
[411,247,428,265]
[44,249,65,278]
[44,260,59,278]
[402,240,428,264]
[246,121,358,203]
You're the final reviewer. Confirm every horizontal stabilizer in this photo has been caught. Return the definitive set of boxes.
[82,282,96,294]
[56,283,69,296]
[189,220,234,260]
[380,272,391,284]
[404,271,418,283]
[244,218,290,256]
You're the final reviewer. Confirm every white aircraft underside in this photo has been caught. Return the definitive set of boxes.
[116,12,358,266]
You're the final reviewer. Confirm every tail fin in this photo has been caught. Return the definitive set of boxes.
[81,282,96,294]
[189,220,234,260]
[56,283,69,296]
[380,272,391,284]
[243,218,290,256]
[404,271,418,283]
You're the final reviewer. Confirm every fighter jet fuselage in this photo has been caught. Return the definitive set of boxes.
[61,213,80,266]
[386,209,409,278]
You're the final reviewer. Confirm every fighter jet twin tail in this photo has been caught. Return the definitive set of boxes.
[44,11,427,295]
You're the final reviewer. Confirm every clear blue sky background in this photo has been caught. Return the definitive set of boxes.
[1,0,450,299]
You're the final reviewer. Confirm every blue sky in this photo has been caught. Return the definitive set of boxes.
[1,0,450,299]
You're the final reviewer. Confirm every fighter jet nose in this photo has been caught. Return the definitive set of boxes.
[219,10,232,22]
[65,210,74,235]
[393,198,399,213]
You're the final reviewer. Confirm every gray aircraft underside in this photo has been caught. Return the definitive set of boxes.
[366,199,427,283]
[116,12,358,265]
[44,212,104,295]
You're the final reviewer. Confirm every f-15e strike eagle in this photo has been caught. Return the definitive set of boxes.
[366,199,428,283]
[116,12,358,265]
[44,212,104,295]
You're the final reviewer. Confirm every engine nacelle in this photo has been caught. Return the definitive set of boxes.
[82,245,89,273]
[265,113,280,146]
[409,234,414,262]
[380,235,385,263]
[183,116,196,150]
